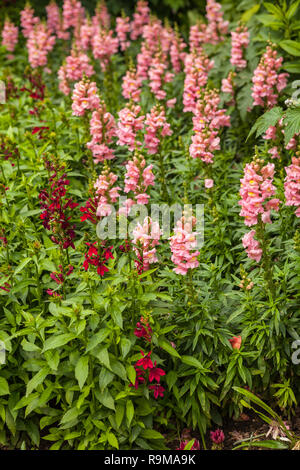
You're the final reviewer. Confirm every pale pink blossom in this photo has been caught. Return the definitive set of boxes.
[116,105,145,151]
[242,230,262,263]
[2,19,18,52]
[130,0,150,40]
[122,67,143,103]
[132,217,161,273]
[230,25,249,69]
[94,166,121,217]
[92,28,118,71]
[87,102,117,163]
[252,46,289,108]
[284,156,300,217]
[239,161,280,227]
[144,105,173,155]
[169,215,200,275]
[116,16,131,51]
[71,79,100,116]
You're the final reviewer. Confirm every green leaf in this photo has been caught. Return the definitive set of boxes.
[99,368,114,391]
[263,2,284,19]
[159,339,181,359]
[233,440,288,450]
[14,257,32,275]
[182,355,204,369]
[140,429,164,440]
[0,377,10,396]
[115,403,125,428]
[60,407,79,424]
[107,432,119,449]
[43,333,75,352]
[26,367,49,396]
[75,356,89,390]
[247,106,283,140]
[283,108,300,145]
[97,389,115,410]
[280,40,300,56]
[283,62,300,73]
[287,1,300,20]
[126,365,136,385]
[126,400,134,427]
[120,338,132,358]
[241,4,260,23]
[86,329,110,352]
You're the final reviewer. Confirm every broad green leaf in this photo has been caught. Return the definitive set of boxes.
[126,400,134,427]
[107,432,119,449]
[75,356,89,390]
[159,339,181,359]
[43,333,75,352]
[86,329,110,352]
[0,377,10,396]
[280,40,300,56]
[26,367,49,396]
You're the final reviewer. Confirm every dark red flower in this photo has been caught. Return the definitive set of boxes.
[149,361,166,383]
[149,384,165,399]
[136,350,154,370]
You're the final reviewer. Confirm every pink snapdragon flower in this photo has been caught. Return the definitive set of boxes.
[124,152,155,207]
[116,15,131,51]
[130,0,150,40]
[189,88,230,163]
[252,46,289,108]
[71,79,100,116]
[170,31,187,73]
[205,0,229,44]
[284,156,300,217]
[230,25,249,69]
[205,178,214,189]
[87,101,117,163]
[58,65,70,95]
[116,105,145,151]
[122,67,143,103]
[93,1,110,30]
[148,53,174,101]
[239,161,280,227]
[132,217,162,273]
[144,105,173,154]
[221,71,235,98]
[62,0,84,30]
[189,0,228,47]
[46,1,60,34]
[64,49,94,81]
[183,50,214,113]
[20,4,39,38]
[2,19,18,53]
[242,230,262,263]
[94,166,121,217]
[77,17,93,51]
[26,22,56,68]
[92,28,118,72]
[169,215,200,275]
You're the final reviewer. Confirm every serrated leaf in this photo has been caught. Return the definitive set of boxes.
[247,106,283,140]
[283,108,300,144]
